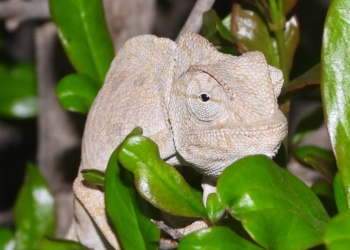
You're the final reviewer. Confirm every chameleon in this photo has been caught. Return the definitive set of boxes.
[65,31,288,249]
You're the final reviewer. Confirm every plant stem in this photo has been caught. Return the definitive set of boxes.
[268,0,290,153]
[274,28,289,85]
[268,0,289,86]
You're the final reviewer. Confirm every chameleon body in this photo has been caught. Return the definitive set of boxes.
[66,32,287,249]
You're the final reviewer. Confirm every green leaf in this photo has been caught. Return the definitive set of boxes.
[282,0,298,15]
[177,226,263,250]
[294,145,335,166]
[49,0,114,83]
[217,155,329,250]
[206,193,226,224]
[201,10,237,54]
[231,4,299,71]
[0,228,14,250]
[293,145,336,183]
[56,74,99,113]
[312,180,334,199]
[81,169,105,186]
[13,163,55,250]
[280,63,320,100]
[0,62,37,119]
[321,0,350,209]
[324,210,350,249]
[311,180,337,217]
[118,132,207,218]
[36,237,88,250]
[292,106,324,146]
[304,154,335,184]
[221,15,235,42]
[105,131,160,250]
[334,173,347,213]
[202,10,220,41]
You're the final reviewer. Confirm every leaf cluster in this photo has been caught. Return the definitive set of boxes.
[2,0,350,249]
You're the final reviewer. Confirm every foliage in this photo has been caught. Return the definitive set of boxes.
[0,62,37,119]
[321,0,350,210]
[49,0,114,113]
[104,127,160,250]
[0,164,63,249]
[2,0,350,249]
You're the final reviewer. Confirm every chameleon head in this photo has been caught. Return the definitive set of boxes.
[169,50,287,177]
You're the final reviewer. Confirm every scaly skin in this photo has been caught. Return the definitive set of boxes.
[66,32,287,250]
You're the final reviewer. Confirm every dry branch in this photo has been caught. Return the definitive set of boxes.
[177,0,215,40]
[0,0,49,31]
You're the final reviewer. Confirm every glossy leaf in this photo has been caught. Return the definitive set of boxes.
[282,0,298,15]
[321,0,350,208]
[206,193,225,224]
[202,10,237,55]
[280,63,320,100]
[334,173,347,213]
[13,163,55,250]
[292,106,324,146]
[56,74,99,113]
[221,15,233,39]
[81,169,105,186]
[178,226,263,250]
[312,180,334,199]
[311,180,337,217]
[105,128,160,250]
[231,4,299,71]
[36,237,88,250]
[324,210,350,249]
[0,62,37,118]
[305,154,336,184]
[49,0,114,83]
[118,131,207,218]
[217,155,329,250]
[294,145,335,166]
[0,228,14,250]
[294,145,336,183]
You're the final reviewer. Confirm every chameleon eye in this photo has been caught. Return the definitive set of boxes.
[186,72,226,122]
[199,93,210,102]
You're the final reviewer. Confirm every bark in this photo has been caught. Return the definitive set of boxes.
[0,0,50,31]
[35,23,81,237]
[177,0,215,40]
[103,0,156,51]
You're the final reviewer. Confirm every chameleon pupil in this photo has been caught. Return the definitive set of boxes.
[199,93,210,102]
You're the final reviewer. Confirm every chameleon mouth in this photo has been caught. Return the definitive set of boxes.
[190,120,287,137]
[188,109,288,137]
[185,115,288,158]
[177,118,287,177]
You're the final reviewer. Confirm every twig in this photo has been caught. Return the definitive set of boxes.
[35,22,80,237]
[0,209,13,226]
[176,0,215,40]
[0,0,50,31]
[151,219,184,240]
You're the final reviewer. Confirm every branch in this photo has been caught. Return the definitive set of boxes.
[0,0,50,31]
[151,219,184,240]
[176,0,215,40]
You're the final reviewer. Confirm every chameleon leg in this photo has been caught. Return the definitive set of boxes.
[67,176,119,249]
[66,198,114,249]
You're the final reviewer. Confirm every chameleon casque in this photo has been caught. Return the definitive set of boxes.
[66,31,287,249]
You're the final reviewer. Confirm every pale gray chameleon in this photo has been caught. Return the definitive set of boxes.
[66,31,287,249]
